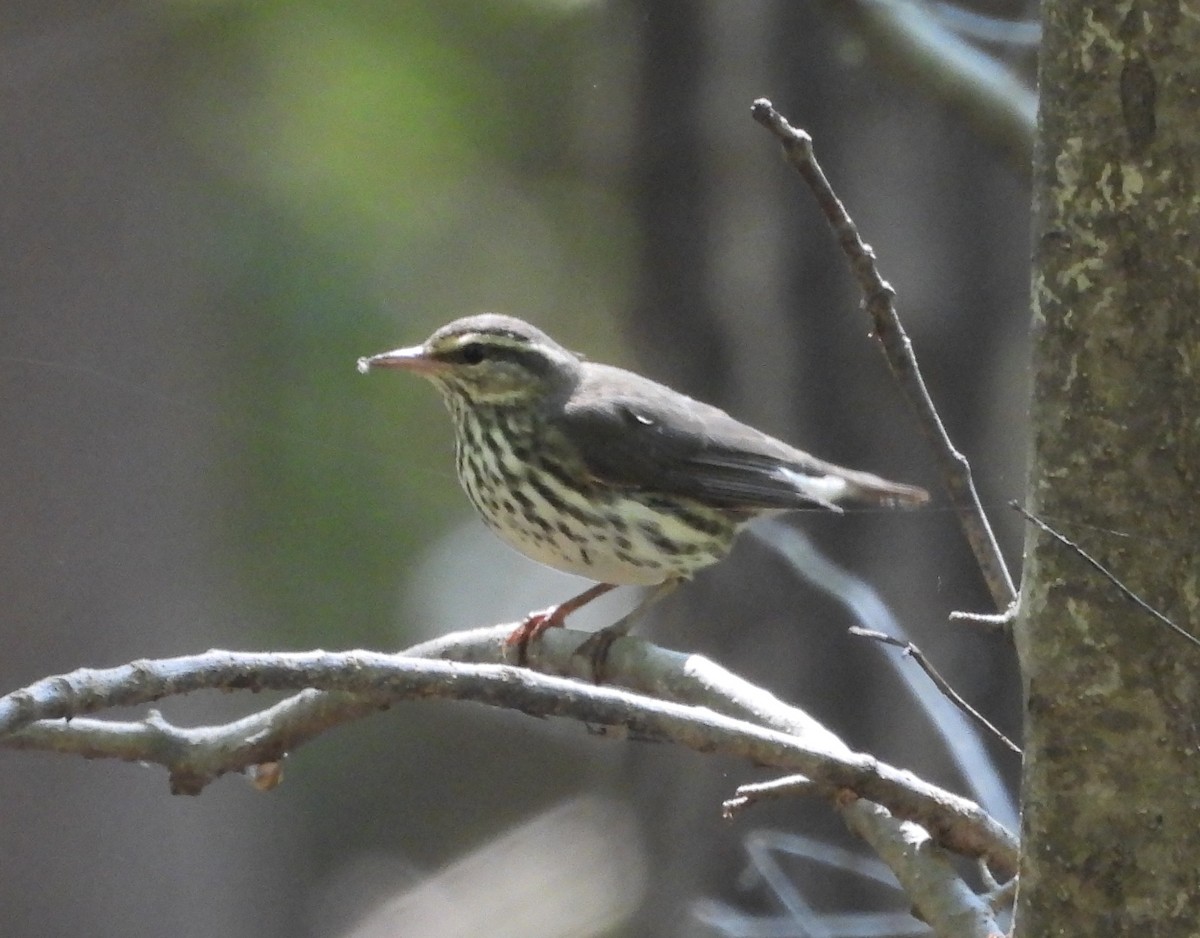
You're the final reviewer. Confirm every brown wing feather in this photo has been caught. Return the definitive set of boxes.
[558,364,927,510]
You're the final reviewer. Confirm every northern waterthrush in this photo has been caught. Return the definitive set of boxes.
[359,314,928,650]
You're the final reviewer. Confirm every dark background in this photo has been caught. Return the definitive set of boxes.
[1,2,1032,935]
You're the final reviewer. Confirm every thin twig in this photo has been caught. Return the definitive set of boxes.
[950,606,1017,627]
[722,774,815,818]
[850,627,1021,755]
[751,98,1018,615]
[983,872,1018,913]
[1012,502,1200,651]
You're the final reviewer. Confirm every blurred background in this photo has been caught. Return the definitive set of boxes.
[1,1,1034,935]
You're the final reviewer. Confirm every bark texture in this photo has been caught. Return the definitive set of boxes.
[1019,0,1200,932]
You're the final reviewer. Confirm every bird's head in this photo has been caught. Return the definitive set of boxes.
[358,314,581,407]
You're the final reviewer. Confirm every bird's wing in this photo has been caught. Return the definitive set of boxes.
[559,364,927,511]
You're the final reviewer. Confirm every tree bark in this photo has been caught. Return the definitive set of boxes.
[1018,0,1200,932]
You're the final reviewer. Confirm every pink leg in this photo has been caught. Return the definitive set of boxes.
[507,582,618,662]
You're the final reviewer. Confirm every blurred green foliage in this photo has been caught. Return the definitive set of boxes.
[154,0,635,645]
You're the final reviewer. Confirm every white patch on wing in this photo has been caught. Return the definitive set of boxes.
[776,467,849,506]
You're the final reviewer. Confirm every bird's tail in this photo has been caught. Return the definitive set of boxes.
[837,468,929,508]
[778,462,929,510]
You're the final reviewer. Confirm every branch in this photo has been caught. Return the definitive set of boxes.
[411,625,848,751]
[723,776,1010,936]
[751,98,1018,615]
[837,0,1036,175]
[849,627,1021,754]
[838,795,1008,938]
[698,820,1003,938]
[0,631,1018,878]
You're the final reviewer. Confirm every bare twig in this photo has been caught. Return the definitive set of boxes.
[751,98,1018,615]
[849,627,1021,754]
[950,606,1018,627]
[0,635,1019,877]
[722,774,814,817]
[984,872,1018,913]
[754,519,1016,828]
[1012,502,1200,651]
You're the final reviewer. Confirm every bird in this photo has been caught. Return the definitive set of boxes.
[358,314,928,658]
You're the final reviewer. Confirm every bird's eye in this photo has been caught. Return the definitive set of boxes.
[458,343,486,365]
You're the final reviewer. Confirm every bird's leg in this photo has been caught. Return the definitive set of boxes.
[507,582,618,664]
[575,578,680,682]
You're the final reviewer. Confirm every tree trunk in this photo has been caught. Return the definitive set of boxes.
[1017,0,1200,932]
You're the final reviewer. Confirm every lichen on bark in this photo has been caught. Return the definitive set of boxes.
[1018,0,1200,932]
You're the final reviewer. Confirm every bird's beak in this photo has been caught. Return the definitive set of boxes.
[356,345,447,376]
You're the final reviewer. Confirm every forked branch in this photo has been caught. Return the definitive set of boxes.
[0,628,1018,881]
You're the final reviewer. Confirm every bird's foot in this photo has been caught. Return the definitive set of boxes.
[573,620,634,684]
[506,582,619,666]
[507,605,569,666]
[571,578,680,681]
